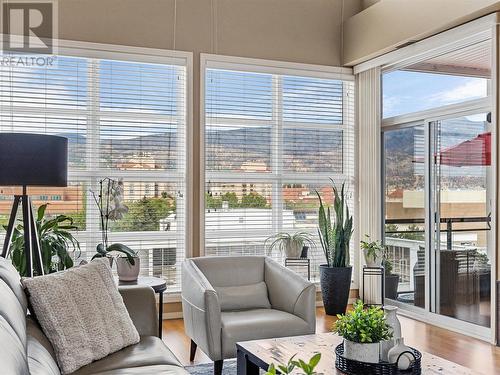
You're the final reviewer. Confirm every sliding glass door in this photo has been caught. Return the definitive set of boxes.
[383,113,492,330]
[432,114,492,327]
[383,124,427,308]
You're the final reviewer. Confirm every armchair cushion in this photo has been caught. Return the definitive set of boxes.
[215,281,271,311]
[22,258,140,374]
[220,309,311,358]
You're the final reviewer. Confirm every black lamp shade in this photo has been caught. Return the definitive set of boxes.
[0,133,68,187]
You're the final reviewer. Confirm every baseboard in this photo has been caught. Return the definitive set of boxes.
[163,311,183,320]
[315,297,357,308]
[165,300,357,320]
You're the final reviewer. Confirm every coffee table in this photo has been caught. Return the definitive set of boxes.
[236,333,482,374]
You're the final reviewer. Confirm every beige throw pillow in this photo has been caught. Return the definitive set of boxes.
[22,258,140,374]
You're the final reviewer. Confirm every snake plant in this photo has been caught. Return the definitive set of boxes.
[316,180,353,267]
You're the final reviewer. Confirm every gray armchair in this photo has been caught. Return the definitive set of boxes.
[181,256,316,375]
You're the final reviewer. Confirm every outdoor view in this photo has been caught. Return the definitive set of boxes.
[204,67,355,281]
[384,114,491,327]
[0,54,187,290]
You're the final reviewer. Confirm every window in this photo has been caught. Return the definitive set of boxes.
[0,45,189,292]
[382,39,491,118]
[202,56,355,282]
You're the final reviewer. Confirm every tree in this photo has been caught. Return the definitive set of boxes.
[221,192,239,207]
[114,197,175,231]
[241,192,267,208]
[206,193,222,209]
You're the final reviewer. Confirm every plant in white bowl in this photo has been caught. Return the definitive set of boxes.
[360,235,385,267]
[333,300,392,363]
[265,231,315,258]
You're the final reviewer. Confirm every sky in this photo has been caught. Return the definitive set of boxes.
[383,70,488,118]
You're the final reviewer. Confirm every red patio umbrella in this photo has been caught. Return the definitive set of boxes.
[438,132,491,166]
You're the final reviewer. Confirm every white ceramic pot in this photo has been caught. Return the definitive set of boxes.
[343,339,380,364]
[384,305,402,339]
[363,249,382,267]
[116,256,140,281]
[388,338,414,370]
[284,240,302,258]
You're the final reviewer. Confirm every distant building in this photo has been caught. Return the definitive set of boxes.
[0,186,83,214]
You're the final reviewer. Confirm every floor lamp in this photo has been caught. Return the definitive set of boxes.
[0,133,68,277]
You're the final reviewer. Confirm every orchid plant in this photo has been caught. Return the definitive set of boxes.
[90,178,137,265]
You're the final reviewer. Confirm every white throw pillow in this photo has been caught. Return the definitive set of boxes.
[22,258,140,374]
[215,281,271,311]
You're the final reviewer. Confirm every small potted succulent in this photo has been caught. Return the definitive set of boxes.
[333,300,392,363]
[265,231,315,258]
[360,235,385,267]
[91,178,139,281]
[383,256,399,300]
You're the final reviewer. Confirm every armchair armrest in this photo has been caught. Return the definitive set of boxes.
[181,260,222,361]
[264,257,316,333]
[119,285,158,337]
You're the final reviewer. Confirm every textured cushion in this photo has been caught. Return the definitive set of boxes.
[215,282,271,311]
[22,258,140,374]
[221,308,311,358]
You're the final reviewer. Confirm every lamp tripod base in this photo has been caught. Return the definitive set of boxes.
[1,192,44,277]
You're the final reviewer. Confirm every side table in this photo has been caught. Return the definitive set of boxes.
[116,276,167,338]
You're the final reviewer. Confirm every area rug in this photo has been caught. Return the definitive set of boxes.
[185,359,237,375]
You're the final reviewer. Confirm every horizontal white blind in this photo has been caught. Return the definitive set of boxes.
[0,51,187,292]
[204,62,355,282]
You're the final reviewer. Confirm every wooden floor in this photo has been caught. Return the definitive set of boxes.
[162,307,500,374]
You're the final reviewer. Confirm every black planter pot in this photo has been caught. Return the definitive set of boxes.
[319,265,352,315]
[385,274,399,300]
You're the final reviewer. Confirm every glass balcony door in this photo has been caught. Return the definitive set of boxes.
[383,124,427,309]
[432,114,492,328]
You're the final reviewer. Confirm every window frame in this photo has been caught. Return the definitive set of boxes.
[0,39,194,289]
[199,53,357,286]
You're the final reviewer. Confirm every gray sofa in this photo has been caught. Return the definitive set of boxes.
[182,256,316,375]
[0,257,188,375]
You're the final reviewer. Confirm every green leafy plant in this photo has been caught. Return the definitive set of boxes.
[333,300,392,343]
[91,178,137,265]
[316,180,353,267]
[361,235,386,263]
[265,231,315,257]
[5,204,80,276]
[383,251,393,276]
[266,353,321,375]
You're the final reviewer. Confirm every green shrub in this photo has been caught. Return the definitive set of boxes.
[333,300,392,343]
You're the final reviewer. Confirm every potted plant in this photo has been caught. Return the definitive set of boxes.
[265,231,315,258]
[5,204,80,276]
[333,300,392,363]
[383,255,399,300]
[360,235,384,267]
[316,181,353,315]
[266,353,321,375]
[91,178,139,281]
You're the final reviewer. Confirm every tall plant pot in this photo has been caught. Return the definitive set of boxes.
[385,274,399,300]
[320,265,352,315]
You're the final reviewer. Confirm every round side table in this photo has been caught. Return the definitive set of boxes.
[116,276,167,338]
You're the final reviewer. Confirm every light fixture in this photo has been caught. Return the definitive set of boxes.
[0,133,68,277]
